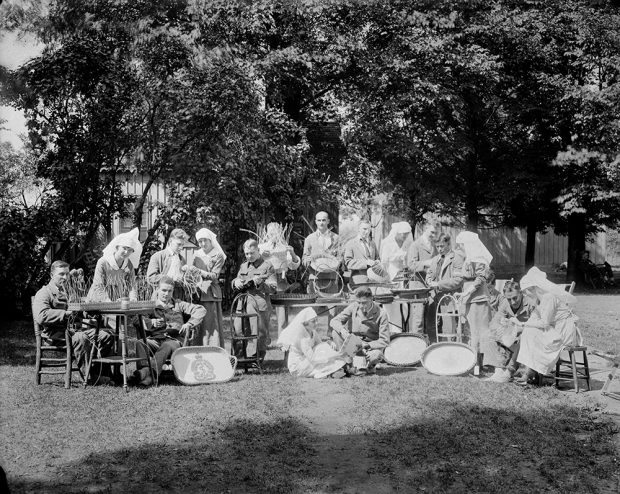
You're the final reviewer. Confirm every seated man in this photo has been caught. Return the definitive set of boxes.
[33,260,114,379]
[485,280,536,383]
[135,275,206,385]
[329,287,390,375]
[232,239,277,360]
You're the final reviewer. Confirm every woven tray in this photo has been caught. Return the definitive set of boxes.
[390,288,431,299]
[67,301,156,312]
[270,293,317,305]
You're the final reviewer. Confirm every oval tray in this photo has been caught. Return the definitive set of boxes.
[421,342,476,376]
[383,333,428,366]
[171,346,237,385]
[374,296,394,304]
[390,288,431,299]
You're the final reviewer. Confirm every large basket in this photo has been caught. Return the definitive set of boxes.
[271,293,317,305]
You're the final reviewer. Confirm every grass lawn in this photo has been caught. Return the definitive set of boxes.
[1,294,619,493]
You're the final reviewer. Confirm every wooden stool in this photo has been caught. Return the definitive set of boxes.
[554,346,591,393]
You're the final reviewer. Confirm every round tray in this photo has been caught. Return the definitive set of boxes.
[374,295,394,304]
[384,333,429,367]
[271,293,317,305]
[315,297,344,304]
[421,342,476,376]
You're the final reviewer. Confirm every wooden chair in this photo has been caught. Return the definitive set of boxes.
[32,298,83,389]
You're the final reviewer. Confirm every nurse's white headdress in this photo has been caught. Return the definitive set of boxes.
[455,231,493,266]
[520,266,576,304]
[102,228,142,269]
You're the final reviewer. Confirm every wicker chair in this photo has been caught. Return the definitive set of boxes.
[32,298,83,389]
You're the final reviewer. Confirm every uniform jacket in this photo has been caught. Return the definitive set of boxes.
[344,237,379,279]
[407,237,437,276]
[426,251,465,294]
[192,250,225,301]
[147,248,188,299]
[233,257,277,311]
[33,283,69,337]
[143,298,207,339]
[330,302,390,350]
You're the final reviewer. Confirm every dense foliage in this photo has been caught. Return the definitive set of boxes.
[2,0,620,312]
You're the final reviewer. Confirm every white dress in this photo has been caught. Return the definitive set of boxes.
[517,293,582,375]
[285,329,346,379]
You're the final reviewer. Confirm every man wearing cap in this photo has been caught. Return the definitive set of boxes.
[343,220,380,287]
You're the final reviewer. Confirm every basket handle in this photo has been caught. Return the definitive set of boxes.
[229,355,238,371]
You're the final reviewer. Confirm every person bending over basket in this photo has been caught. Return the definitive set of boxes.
[232,239,277,360]
[277,307,347,378]
[134,276,206,385]
[329,287,390,376]
[514,267,582,385]
[485,281,536,383]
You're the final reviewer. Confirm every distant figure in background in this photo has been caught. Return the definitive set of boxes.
[515,267,582,385]
[455,231,493,373]
[232,239,277,359]
[380,221,412,333]
[192,228,226,347]
[147,228,189,300]
[303,211,340,294]
[407,222,438,335]
[344,220,379,287]
[485,281,535,383]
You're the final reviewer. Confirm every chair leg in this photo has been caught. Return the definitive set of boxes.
[35,335,42,385]
[555,360,561,388]
[582,351,591,391]
[65,330,72,389]
[569,350,579,393]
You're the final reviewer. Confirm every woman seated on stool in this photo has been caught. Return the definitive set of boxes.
[514,267,582,385]
[277,308,347,379]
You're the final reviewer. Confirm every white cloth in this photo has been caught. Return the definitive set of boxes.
[102,228,142,269]
[520,266,576,304]
[455,231,492,266]
[276,308,345,378]
[517,292,582,374]
[195,228,227,260]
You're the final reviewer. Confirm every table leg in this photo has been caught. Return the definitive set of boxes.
[83,315,102,388]
[120,314,129,392]
[137,315,155,386]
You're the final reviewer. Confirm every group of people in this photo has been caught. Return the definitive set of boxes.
[33,211,583,385]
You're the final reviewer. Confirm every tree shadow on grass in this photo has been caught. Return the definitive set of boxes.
[8,404,618,494]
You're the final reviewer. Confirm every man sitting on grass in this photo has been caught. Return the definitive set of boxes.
[135,275,206,385]
[485,281,535,383]
[329,286,390,376]
[33,260,114,381]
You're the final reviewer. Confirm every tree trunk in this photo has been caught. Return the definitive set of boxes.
[525,221,537,268]
[133,175,157,230]
[567,214,586,285]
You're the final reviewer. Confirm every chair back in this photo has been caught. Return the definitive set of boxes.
[31,296,43,337]
[559,281,576,294]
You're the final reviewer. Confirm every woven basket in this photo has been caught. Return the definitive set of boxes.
[271,293,317,305]
[268,249,289,271]
[312,256,341,272]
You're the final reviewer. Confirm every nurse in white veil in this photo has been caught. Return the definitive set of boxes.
[515,267,582,383]
[277,307,346,378]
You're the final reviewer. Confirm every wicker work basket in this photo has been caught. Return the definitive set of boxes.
[271,293,317,305]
